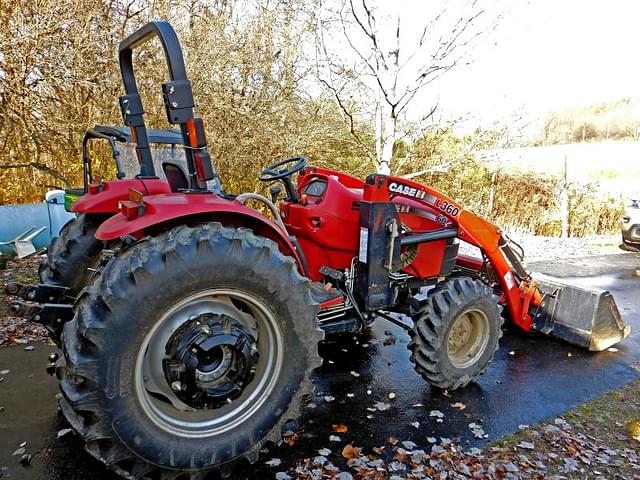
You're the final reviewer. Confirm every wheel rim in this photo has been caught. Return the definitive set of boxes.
[134,288,283,438]
[446,309,490,369]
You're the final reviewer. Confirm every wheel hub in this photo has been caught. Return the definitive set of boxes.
[163,313,258,409]
[446,309,490,369]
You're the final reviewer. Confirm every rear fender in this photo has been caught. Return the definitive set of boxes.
[71,179,172,214]
[95,193,303,270]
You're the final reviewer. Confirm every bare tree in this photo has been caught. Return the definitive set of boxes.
[315,0,505,174]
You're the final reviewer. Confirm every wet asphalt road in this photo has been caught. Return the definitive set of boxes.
[1,253,639,479]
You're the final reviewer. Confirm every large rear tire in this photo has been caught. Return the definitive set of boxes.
[408,277,503,390]
[58,223,322,478]
[38,214,106,295]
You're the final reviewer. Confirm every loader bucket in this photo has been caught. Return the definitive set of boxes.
[531,275,631,351]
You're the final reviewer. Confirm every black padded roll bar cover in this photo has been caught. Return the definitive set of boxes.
[118,21,189,94]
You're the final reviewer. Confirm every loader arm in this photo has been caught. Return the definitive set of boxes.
[363,174,630,352]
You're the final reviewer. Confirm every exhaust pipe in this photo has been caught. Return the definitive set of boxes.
[531,275,631,351]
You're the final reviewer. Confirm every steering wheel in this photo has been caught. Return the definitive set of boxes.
[258,156,308,182]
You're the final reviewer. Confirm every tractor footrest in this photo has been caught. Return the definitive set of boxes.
[5,282,72,304]
[9,300,74,345]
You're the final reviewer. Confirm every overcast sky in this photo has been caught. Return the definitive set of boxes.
[420,0,640,127]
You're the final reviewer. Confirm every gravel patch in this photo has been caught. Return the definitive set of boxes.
[460,234,625,263]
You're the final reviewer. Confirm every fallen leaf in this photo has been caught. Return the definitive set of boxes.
[329,435,341,442]
[374,401,391,411]
[318,448,331,456]
[324,395,335,403]
[265,458,281,467]
[629,419,640,441]
[387,436,399,445]
[429,410,444,418]
[283,432,299,446]
[332,424,348,433]
[350,370,360,378]
[410,421,420,429]
[57,428,72,439]
[401,440,417,450]
[394,447,411,463]
[517,441,535,450]
[451,402,466,410]
[341,443,362,459]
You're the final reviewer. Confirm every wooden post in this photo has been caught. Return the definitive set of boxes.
[560,154,569,238]
[488,170,498,217]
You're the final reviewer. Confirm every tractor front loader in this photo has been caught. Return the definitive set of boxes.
[8,21,630,479]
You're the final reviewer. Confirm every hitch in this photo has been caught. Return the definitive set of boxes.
[9,300,74,344]
[5,282,71,303]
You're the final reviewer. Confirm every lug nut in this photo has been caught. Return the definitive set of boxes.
[48,353,59,363]
[171,381,183,392]
[201,326,212,336]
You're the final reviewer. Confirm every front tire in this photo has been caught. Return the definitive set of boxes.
[408,277,503,390]
[58,223,322,478]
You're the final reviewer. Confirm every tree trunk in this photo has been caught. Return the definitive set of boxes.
[378,106,395,175]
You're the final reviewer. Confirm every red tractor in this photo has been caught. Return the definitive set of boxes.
[8,22,630,479]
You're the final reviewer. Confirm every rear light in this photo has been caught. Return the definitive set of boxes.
[187,117,214,182]
[120,201,144,220]
[186,118,207,148]
[194,151,214,181]
[88,175,104,194]
[119,188,145,220]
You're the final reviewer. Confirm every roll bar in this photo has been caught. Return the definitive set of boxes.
[118,21,218,191]
[81,128,125,193]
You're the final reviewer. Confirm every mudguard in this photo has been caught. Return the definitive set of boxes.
[95,192,304,269]
[71,179,172,214]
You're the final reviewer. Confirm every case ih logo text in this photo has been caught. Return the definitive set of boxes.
[388,181,426,199]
